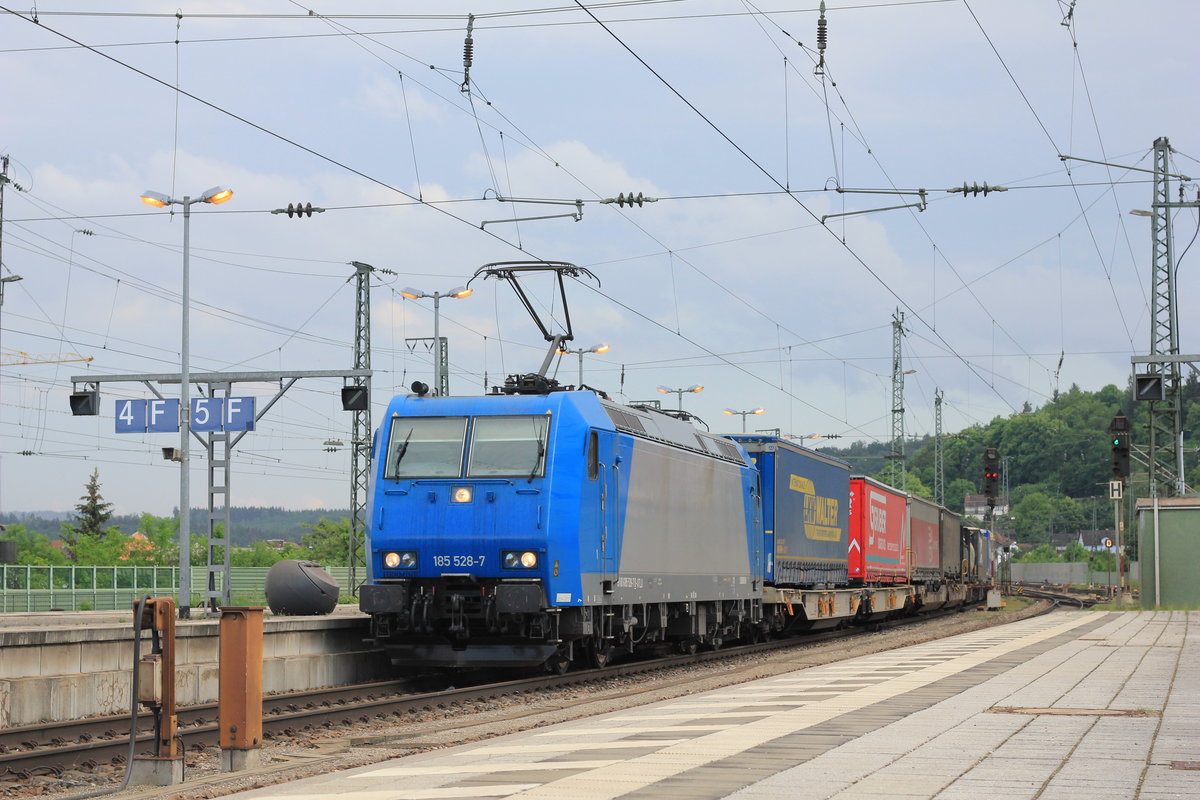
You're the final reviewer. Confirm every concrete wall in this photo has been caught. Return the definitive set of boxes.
[0,607,390,728]
[1137,499,1200,608]
[1009,562,1139,587]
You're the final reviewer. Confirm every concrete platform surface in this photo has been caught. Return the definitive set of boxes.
[215,610,1198,800]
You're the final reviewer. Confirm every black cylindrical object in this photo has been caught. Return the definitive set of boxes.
[264,560,339,615]
[0,540,16,563]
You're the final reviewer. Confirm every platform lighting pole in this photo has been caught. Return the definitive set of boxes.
[400,286,473,396]
[656,383,703,410]
[723,407,764,433]
[557,343,610,386]
[140,186,234,619]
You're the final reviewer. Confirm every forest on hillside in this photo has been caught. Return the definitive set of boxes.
[816,378,1200,545]
[0,506,346,548]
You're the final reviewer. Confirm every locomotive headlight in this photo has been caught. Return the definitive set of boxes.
[384,551,417,569]
[503,550,538,569]
[451,486,473,503]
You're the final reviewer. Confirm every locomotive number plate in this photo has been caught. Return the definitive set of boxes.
[433,555,486,567]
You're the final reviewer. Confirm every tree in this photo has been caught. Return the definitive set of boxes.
[945,478,976,514]
[8,523,67,566]
[1015,543,1061,563]
[134,513,180,566]
[299,517,350,566]
[61,469,119,560]
[1062,541,1089,563]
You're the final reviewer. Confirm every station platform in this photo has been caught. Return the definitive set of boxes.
[218,610,1198,800]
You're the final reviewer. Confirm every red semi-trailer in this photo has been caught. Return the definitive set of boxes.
[848,476,908,584]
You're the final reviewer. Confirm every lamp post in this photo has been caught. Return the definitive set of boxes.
[140,185,233,619]
[557,343,610,386]
[400,286,473,396]
[656,383,703,410]
[723,407,764,433]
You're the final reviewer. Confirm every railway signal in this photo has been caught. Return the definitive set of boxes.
[1109,414,1131,479]
[983,447,999,507]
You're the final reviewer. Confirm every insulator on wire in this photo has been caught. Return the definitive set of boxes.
[814,0,828,76]
[461,14,475,93]
[602,192,658,207]
[271,202,325,217]
[947,182,1007,198]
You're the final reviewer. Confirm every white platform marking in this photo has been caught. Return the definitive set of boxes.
[533,725,727,736]
[352,761,620,777]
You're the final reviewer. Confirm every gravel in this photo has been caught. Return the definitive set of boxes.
[4,599,1054,800]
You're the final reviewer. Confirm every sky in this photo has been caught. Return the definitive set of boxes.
[0,0,1197,517]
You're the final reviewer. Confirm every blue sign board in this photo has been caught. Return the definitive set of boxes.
[222,397,255,432]
[115,398,180,433]
[191,398,224,432]
[114,397,255,433]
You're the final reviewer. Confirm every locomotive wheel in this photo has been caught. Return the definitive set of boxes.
[588,639,614,668]
[545,652,572,675]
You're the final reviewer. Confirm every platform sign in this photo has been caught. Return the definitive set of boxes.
[114,397,254,433]
[191,398,223,432]
[221,397,255,431]
[115,398,180,433]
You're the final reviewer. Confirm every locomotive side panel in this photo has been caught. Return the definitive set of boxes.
[597,436,756,605]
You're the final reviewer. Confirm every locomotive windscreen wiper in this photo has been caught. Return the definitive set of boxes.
[392,428,414,473]
[527,431,546,483]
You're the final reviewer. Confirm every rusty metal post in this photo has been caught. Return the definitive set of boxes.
[219,606,265,772]
[130,596,183,786]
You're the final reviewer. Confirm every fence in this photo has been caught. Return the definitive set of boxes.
[0,565,354,612]
[1008,561,1140,588]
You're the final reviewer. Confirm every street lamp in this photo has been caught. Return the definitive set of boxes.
[557,343,610,386]
[139,185,234,619]
[656,383,703,410]
[723,407,764,433]
[400,286,473,396]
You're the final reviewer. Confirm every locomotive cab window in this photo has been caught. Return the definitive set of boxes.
[587,430,599,480]
[384,416,467,479]
[468,415,549,477]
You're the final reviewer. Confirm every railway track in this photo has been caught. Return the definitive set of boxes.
[0,603,1046,785]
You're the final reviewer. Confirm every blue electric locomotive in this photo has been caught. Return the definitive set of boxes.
[358,389,762,671]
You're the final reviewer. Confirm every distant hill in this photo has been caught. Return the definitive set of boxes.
[0,507,350,548]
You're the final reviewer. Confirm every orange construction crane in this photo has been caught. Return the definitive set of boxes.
[1,350,94,366]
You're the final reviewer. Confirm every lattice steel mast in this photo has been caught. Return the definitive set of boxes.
[348,261,377,592]
[887,309,907,490]
[1146,137,1185,496]
[933,388,944,506]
